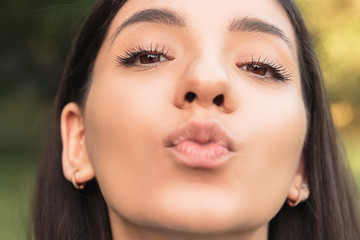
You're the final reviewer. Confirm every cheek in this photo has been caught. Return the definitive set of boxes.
[83,72,175,211]
[246,92,306,165]
[231,84,307,214]
[85,71,170,156]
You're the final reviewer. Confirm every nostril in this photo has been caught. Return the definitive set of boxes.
[185,92,196,103]
[213,94,224,106]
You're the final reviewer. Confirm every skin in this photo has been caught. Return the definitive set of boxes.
[61,0,310,239]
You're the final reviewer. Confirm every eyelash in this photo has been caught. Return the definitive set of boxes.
[116,44,170,66]
[116,46,291,82]
[237,56,292,82]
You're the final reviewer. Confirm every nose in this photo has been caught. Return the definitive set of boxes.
[174,56,237,113]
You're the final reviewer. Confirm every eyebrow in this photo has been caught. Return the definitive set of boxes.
[111,9,293,53]
[229,17,293,52]
[111,8,186,42]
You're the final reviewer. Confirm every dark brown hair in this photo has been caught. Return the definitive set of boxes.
[33,0,360,239]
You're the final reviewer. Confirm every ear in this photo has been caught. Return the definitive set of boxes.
[286,156,310,206]
[61,102,95,187]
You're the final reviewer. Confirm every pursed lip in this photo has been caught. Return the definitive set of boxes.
[164,120,235,169]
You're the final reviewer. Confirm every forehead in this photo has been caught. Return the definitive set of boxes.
[107,0,296,45]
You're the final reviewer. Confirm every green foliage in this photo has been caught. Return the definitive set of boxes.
[297,0,360,124]
[0,151,37,239]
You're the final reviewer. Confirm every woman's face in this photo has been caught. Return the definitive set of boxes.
[83,0,306,237]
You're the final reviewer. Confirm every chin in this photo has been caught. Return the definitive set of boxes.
[145,206,263,236]
[146,184,259,234]
[163,215,241,234]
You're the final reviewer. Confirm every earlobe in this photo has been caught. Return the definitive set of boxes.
[61,102,95,189]
[286,156,310,207]
[287,183,309,207]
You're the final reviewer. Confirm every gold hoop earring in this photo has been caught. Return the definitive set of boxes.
[71,170,85,190]
[287,186,302,207]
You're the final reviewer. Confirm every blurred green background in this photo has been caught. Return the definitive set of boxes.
[0,0,359,238]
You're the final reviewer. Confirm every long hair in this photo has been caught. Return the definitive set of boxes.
[33,0,360,239]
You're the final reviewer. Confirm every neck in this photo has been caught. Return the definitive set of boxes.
[108,210,269,240]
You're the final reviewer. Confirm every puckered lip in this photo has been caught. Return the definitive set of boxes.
[164,119,235,152]
[164,120,235,169]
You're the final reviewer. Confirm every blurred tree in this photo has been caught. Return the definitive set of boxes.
[1,0,94,101]
[0,0,94,149]
[298,0,360,130]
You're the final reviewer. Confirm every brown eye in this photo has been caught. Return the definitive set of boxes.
[139,54,162,64]
[238,63,277,79]
[236,60,291,81]
[117,45,172,67]
[246,64,267,76]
